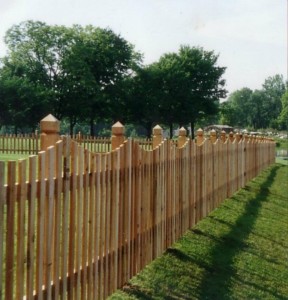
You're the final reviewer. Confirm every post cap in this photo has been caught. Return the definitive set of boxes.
[153,125,162,135]
[112,121,124,135]
[40,114,60,133]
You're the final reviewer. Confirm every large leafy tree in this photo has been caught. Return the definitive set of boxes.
[154,46,226,138]
[0,58,51,131]
[278,90,288,130]
[1,21,140,134]
[221,88,253,128]
[220,75,286,130]
[261,74,286,128]
[129,46,226,138]
[126,64,164,137]
[66,25,141,134]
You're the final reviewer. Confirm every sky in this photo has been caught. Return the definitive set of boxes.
[0,0,286,97]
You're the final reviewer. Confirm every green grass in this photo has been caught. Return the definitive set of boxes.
[275,137,288,151]
[0,153,29,162]
[0,154,30,184]
[109,163,288,299]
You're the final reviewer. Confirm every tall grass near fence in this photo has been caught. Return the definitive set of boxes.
[0,133,275,299]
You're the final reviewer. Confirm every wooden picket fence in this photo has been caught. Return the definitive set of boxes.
[0,133,40,154]
[0,132,275,299]
[72,133,111,153]
[0,133,112,155]
[0,133,154,155]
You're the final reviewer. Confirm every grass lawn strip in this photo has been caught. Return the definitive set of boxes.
[109,163,288,299]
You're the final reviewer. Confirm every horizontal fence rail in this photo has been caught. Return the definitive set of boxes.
[0,133,275,299]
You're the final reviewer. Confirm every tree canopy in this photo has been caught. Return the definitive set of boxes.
[1,22,228,137]
[0,20,140,134]
[220,74,287,130]
[127,46,227,137]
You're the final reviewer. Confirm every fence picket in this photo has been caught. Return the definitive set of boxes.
[61,137,70,298]
[81,149,90,299]
[68,141,78,298]
[26,155,37,299]
[5,161,16,299]
[53,141,63,299]
[16,159,26,299]
[0,162,5,299]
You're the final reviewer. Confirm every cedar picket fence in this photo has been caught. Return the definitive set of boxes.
[0,132,153,155]
[0,133,111,155]
[0,129,275,299]
[0,133,40,154]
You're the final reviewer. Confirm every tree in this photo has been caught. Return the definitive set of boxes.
[220,75,286,130]
[154,46,226,138]
[1,21,140,134]
[223,88,253,128]
[67,25,141,134]
[278,90,288,130]
[261,74,286,128]
[0,62,50,131]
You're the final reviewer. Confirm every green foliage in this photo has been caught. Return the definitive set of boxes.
[277,91,288,130]
[220,74,286,130]
[128,46,226,138]
[0,23,227,137]
[0,21,141,134]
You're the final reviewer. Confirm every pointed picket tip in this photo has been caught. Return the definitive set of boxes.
[196,128,204,135]
[178,127,187,136]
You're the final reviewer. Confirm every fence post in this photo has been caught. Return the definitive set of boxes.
[221,130,226,143]
[210,129,217,144]
[196,128,204,146]
[111,121,125,150]
[178,127,187,148]
[40,114,60,151]
[153,125,163,149]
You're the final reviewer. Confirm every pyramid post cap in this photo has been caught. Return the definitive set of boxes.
[112,121,124,135]
[153,125,162,135]
[40,114,60,133]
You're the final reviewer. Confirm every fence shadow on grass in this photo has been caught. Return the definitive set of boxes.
[112,165,285,300]
[195,164,285,300]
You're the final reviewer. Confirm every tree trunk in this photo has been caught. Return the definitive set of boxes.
[144,121,153,138]
[169,123,173,139]
[69,117,76,136]
[90,118,95,136]
[190,121,195,140]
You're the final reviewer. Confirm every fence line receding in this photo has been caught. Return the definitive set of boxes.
[0,124,275,299]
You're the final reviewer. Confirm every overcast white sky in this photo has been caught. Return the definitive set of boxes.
[0,0,286,96]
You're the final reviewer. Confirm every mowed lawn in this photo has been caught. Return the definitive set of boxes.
[109,163,288,299]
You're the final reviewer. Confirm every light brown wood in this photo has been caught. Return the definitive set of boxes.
[0,161,4,299]
[45,146,55,299]
[36,152,45,300]
[16,159,26,299]
[0,124,276,300]
[26,156,37,299]
[53,141,63,299]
